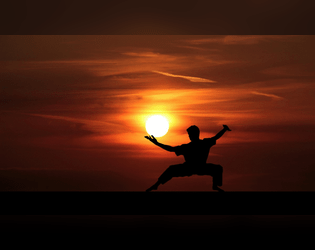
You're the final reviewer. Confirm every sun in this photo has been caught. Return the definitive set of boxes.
[145,115,169,137]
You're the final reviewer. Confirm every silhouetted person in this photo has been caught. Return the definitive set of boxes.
[145,125,231,192]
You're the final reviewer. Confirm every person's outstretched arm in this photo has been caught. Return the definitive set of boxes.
[144,135,176,152]
[212,125,231,140]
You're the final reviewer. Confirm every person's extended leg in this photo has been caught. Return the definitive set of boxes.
[146,164,191,192]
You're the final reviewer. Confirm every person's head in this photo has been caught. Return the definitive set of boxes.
[187,125,200,142]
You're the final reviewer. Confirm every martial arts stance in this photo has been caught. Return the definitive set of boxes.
[145,125,231,192]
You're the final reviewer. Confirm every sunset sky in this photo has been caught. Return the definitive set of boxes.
[1,35,315,191]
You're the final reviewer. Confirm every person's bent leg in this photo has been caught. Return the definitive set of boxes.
[213,164,223,187]
[211,164,223,191]
[199,164,224,192]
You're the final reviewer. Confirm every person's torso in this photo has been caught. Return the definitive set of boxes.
[181,138,215,165]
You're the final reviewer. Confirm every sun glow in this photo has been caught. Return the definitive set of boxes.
[145,115,169,137]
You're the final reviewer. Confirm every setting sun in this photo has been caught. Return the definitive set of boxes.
[145,115,169,137]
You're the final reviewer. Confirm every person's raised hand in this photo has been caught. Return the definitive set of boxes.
[223,125,231,131]
[144,135,158,144]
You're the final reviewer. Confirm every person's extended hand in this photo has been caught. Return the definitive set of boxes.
[223,125,231,131]
[145,135,158,144]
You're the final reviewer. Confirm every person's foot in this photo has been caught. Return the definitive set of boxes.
[146,183,159,192]
[223,125,231,131]
[213,186,225,192]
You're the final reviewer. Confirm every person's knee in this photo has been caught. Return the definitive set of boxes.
[216,164,223,172]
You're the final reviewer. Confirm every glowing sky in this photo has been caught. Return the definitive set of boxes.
[1,35,315,191]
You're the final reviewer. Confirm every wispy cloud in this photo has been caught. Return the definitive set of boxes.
[27,113,107,124]
[25,113,126,134]
[251,91,284,100]
[223,36,278,45]
[261,64,315,77]
[188,37,223,45]
[152,70,216,83]
[175,45,219,51]
[189,35,298,45]
[122,52,161,57]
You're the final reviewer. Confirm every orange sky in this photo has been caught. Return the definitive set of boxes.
[1,35,315,191]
